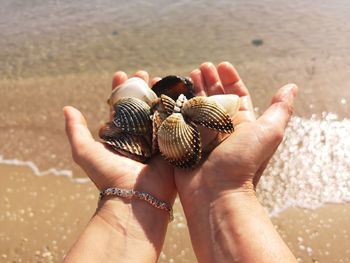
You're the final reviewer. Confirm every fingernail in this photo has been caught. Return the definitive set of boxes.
[281,84,298,101]
[200,62,214,69]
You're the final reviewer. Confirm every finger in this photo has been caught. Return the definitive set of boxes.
[217,61,254,112]
[200,62,224,95]
[190,69,207,96]
[63,106,97,158]
[150,77,161,87]
[112,71,128,90]
[134,70,149,84]
[257,83,298,149]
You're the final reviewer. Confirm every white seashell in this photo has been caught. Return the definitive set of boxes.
[207,94,240,117]
[109,77,158,106]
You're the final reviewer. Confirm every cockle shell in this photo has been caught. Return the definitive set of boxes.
[113,97,152,136]
[181,95,237,133]
[99,122,152,162]
[100,96,153,162]
[154,93,240,168]
[159,94,176,115]
[100,74,241,169]
[109,77,158,106]
[157,113,201,168]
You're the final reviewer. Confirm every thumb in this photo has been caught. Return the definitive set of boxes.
[257,83,298,151]
[63,106,96,160]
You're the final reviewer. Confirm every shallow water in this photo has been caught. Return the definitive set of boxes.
[0,0,350,262]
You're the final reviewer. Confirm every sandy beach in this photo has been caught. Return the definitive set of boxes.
[1,0,349,262]
[1,163,349,262]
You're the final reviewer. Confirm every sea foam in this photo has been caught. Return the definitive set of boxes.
[0,155,90,184]
[257,113,350,216]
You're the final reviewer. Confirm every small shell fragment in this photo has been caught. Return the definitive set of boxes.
[157,113,201,168]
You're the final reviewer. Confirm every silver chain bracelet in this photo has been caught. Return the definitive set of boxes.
[99,187,174,222]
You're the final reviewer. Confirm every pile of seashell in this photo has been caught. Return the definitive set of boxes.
[99,75,240,168]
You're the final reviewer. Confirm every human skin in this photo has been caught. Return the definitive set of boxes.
[63,71,176,263]
[63,62,297,263]
[175,62,298,262]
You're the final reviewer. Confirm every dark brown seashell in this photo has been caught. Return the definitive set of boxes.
[152,75,195,101]
[113,97,152,136]
[99,122,152,162]
[100,97,153,162]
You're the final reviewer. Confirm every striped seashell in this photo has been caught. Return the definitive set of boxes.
[159,94,176,115]
[151,110,162,153]
[109,77,158,106]
[182,95,237,133]
[157,113,201,168]
[99,122,151,162]
[112,97,152,137]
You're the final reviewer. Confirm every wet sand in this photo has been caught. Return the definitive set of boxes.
[1,0,350,262]
[1,164,349,262]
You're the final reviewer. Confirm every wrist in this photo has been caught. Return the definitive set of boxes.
[96,197,171,235]
[179,188,266,263]
[183,187,258,225]
[179,177,256,221]
[64,198,170,263]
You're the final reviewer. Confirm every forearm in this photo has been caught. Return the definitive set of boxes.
[181,190,296,263]
[63,198,170,263]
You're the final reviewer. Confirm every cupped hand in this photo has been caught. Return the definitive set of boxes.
[175,61,297,207]
[64,71,175,204]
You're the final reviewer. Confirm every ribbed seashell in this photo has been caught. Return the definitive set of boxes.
[157,113,201,168]
[152,75,195,101]
[160,94,176,115]
[151,110,161,153]
[109,77,158,106]
[112,97,152,137]
[181,96,236,133]
[99,122,151,162]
